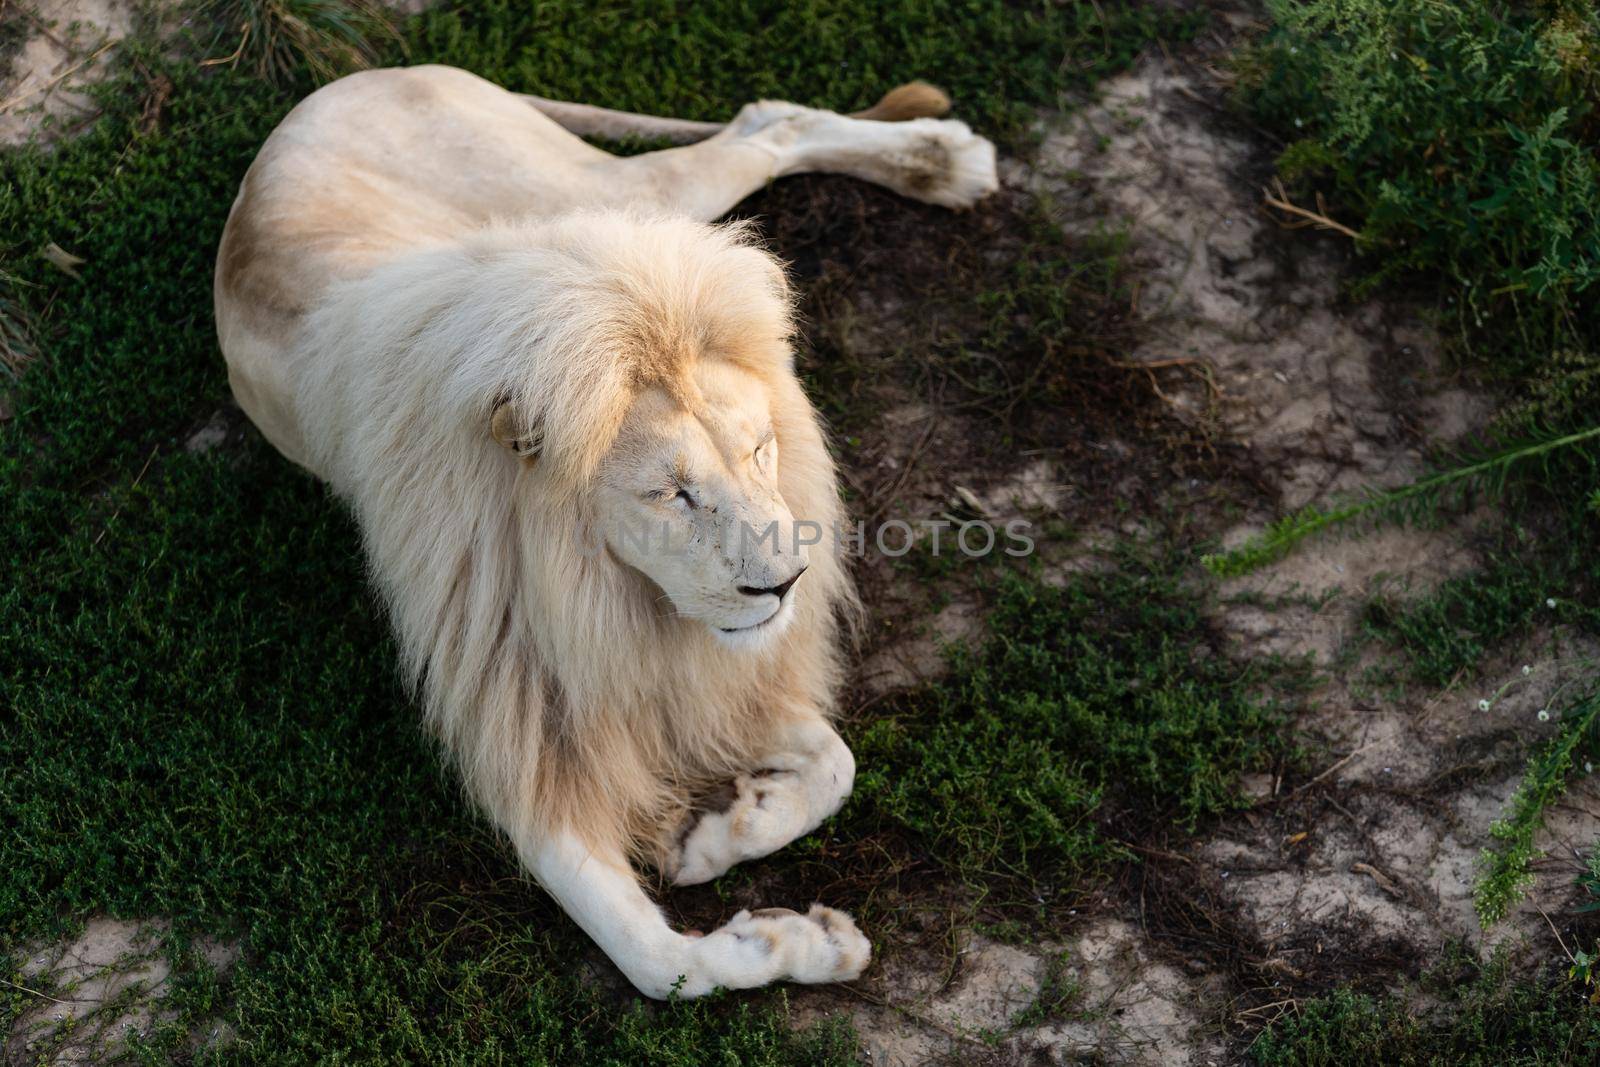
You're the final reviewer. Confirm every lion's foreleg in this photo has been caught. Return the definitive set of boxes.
[524,830,868,998]
[664,714,855,887]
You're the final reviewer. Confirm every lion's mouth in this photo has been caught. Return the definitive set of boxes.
[717,600,787,635]
[718,615,776,634]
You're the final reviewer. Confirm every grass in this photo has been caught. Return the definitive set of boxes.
[1248,950,1600,1066]
[851,550,1298,900]
[200,0,402,84]
[0,1,1211,1061]
[411,0,1201,149]
[0,268,32,377]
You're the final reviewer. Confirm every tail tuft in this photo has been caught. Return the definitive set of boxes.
[851,81,952,123]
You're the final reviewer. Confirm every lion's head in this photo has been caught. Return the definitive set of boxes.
[491,355,813,646]
[439,212,836,652]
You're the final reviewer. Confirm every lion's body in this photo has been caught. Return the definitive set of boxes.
[214,63,996,997]
[216,65,638,470]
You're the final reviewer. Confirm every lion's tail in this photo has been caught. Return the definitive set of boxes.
[519,80,952,145]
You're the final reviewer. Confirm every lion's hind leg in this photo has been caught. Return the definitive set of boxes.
[598,85,999,220]
[664,716,856,887]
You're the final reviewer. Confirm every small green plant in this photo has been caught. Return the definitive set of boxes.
[1010,951,1082,1028]
[853,550,1298,891]
[1570,845,1600,999]
[1576,846,1600,916]
[1475,682,1600,925]
[1249,947,1600,1065]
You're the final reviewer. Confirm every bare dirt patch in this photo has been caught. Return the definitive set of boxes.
[792,923,1227,1067]
[1,0,138,145]
[5,917,240,1062]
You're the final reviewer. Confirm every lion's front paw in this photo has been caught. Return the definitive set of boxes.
[697,905,871,987]
[667,771,811,886]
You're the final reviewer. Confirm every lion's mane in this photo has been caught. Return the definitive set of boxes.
[293,211,855,864]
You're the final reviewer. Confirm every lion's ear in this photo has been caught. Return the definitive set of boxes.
[489,398,542,460]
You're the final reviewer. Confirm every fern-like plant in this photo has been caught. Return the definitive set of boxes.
[1203,423,1600,578]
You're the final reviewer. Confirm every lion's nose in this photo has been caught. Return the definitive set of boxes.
[738,565,807,601]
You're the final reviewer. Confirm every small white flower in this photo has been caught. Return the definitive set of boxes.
[1295,118,1304,128]
[1548,598,1558,608]
[1538,709,1551,722]
[1478,699,1491,711]
[1586,762,1594,774]
[1522,665,1532,676]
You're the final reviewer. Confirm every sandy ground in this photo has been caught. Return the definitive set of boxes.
[6,9,1596,1065]
[6,919,238,1063]
[0,0,138,144]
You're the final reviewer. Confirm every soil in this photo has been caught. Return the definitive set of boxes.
[6,918,238,1062]
[1,0,138,145]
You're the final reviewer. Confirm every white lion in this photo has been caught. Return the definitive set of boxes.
[214,64,997,998]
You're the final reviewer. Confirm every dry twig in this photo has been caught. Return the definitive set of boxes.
[1262,178,1361,240]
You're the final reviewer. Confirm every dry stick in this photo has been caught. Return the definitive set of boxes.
[1535,901,1576,966]
[1287,742,1376,797]
[16,1,72,51]
[1235,997,1299,1022]
[199,22,252,69]
[1416,666,1470,724]
[0,41,116,114]
[92,445,159,548]
[1,977,71,1006]
[1119,840,1195,866]
[1262,178,1361,240]
[865,412,940,527]
[836,983,989,1046]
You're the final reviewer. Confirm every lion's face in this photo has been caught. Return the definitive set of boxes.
[593,361,811,648]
